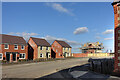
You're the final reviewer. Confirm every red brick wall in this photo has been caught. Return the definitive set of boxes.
[28,38,38,60]
[113,4,120,72]
[51,41,64,58]
[73,53,88,57]
[0,44,28,60]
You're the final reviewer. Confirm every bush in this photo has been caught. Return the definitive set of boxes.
[2,60,7,63]
[18,59,27,62]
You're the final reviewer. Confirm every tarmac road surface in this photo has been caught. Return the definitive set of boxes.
[2,58,89,78]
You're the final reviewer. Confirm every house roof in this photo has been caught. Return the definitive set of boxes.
[112,0,120,5]
[0,34,27,45]
[30,37,51,47]
[55,40,71,48]
[114,0,120,2]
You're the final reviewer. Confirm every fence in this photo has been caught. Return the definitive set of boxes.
[89,58,114,74]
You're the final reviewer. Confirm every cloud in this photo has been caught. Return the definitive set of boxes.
[73,27,88,35]
[102,29,113,34]
[95,36,101,39]
[8,32,39,41]
[46,3,74,16]
[104,37,113,40]
[42,35,81,46]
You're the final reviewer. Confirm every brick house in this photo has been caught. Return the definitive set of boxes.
[28,37,51,60]
[112,0,120,72]
[51,40,72,58]
[0,34,28,62]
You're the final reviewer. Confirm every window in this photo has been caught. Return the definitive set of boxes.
[118,43,120,47]
[118,50,120,53]
[21,45,24,50]
[68,48,69,50]
[64,48,66,50]
[68,53,69,56]
[118,63,120,66]
[118,17,120,20]
[118,10,120,14]
[0,45,1,50]
[19,53,25,59]
[40,46,42,50]
[0,53,3,60]
[118,30,120,33]
[4,44,9,49]
[59,53,60,56]
[118,57,120,60]
[118,37,120,40]
[40,53,43,57]
[56,49,58,52]
[46,47,48,50]
[14,44,18,49]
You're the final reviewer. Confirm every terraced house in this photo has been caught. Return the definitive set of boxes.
[51,40,72,58]
[28,37,51,60]
[0,34,28,62]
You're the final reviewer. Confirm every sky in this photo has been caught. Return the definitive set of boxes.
[2,2,114,53]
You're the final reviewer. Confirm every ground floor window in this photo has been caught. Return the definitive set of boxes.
[68,53,70,56]
[0,53,3,60]
[40,53,43,57]
[19,53,25,59]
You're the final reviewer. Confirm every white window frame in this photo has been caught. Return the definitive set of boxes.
[118,63,120,66]
[46,47,49,50]
[14,44,18,50]
[118,57,120,60]
[4,44,9,49]
[118,43,120,47]
[40,46,43,50]
[118,30,120,33]
[118,37,120,40]
[40,53,43,57]
[21,45,24,50]
[118,17,120,21]
[118,50,120,53]
[0,53,3,60]
[19,53,26,59]
[59,53,60,56]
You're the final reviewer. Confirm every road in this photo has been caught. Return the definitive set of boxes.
[2,58,89,78]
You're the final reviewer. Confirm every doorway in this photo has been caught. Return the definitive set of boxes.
[6,52,10,62]
[46,52,49,58]
[12,53,16,61]
[51,49,56,58]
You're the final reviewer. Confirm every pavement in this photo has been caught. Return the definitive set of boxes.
[38,64,120,80]
[2,58,89,78]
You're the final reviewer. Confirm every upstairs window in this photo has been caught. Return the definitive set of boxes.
[21,45,24,50]
[40,46,42,50]
[68,48,69,50]
[46,47,48,50]
[118,43,120,47]
[14,44,18,50]
[4,44,9,49]
[118,30,120,33]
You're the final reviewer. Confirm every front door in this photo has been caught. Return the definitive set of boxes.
[46,52,49,58]
[6,53,10,62]
[12,53,16,61]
